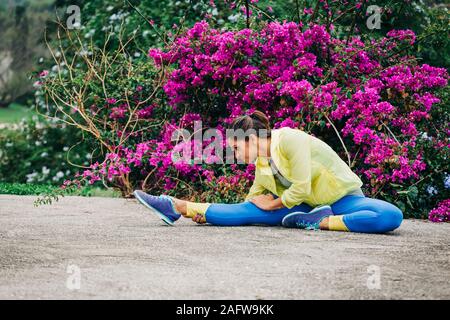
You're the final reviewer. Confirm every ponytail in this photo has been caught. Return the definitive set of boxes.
[228,110,271,139]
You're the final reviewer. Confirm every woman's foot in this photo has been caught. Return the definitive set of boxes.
[170,197,188,216]
[281,205,333,230]
[133,190,181,226]
[170,198,207,224]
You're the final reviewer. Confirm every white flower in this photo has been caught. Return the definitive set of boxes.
[40,152,49,158]
[26,172,38,183]
[63,146,69,152]
[42,166,50,175]
[420,132,432,141]
[228,14,241,23]
[85,29,96,38]
[35,141,42,146]
[134,52,141,57]
[56,171,64,178]
[444,174,450,189]
[426,185,438,196]
[107,5,114,11]
[78,49,91,57]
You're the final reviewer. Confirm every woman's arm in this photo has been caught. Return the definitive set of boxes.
[244,179,267,201]
[247,129,312,211]
[249,195,285,210]
[246,178,286,210]
[279,129,312,209]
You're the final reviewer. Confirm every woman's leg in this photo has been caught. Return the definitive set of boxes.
[173,194,402,232]
[205,201,313,226]
[171,198,210,218]
[326,195,403,233]
[172,196,313,226]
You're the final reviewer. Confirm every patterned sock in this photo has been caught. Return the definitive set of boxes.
[186,202,211,219]
[328,215,349,232]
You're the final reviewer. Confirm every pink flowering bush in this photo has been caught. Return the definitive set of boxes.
[144,21,449,215]
[38,11,448,219]
[428,199,450,223]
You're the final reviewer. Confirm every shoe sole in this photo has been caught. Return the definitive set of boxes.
[133,191,175,226]
[282,205,332,227]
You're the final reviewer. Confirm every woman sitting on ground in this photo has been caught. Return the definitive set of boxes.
[134,110,403,233]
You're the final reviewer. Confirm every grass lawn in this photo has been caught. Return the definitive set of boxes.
[0,103,35,124]
[0,182,121,198]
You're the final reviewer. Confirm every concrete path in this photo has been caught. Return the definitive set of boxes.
[0,194,449,299]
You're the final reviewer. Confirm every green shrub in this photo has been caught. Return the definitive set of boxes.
[0,182,59,195]
[0,115,96,185]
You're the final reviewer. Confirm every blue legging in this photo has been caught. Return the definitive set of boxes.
[204,194,403,233]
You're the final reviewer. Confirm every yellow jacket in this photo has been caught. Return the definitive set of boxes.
[245,127,363,208]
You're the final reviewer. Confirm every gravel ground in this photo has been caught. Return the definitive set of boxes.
[0,194,449,299]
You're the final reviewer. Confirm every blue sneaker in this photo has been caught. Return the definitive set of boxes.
[133,190,181,226]
[282,205,333,230]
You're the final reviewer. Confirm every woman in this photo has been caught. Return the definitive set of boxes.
[134,111,403,233]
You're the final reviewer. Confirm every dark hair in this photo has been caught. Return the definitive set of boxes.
[228,110,271,139]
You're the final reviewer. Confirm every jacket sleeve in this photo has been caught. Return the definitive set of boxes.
[279,130,312,209]
[244,178,267,201]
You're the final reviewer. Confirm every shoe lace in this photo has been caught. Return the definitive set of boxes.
[159,195,171,204]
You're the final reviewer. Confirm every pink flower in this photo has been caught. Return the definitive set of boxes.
[429,199,450,223]
[39,70,49,78]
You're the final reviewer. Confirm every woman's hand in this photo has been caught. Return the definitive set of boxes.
[192,213,206,224]
[249,194,278,211]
